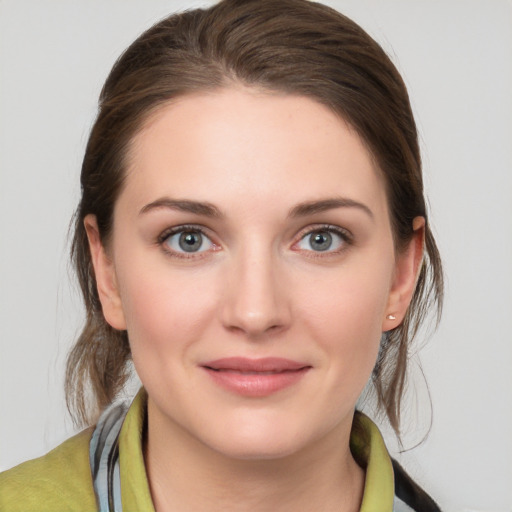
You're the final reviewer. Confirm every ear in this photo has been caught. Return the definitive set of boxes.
[84,214,127,330]
[382,216,425,331]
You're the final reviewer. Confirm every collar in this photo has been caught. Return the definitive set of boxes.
[351,412,395,511]
[118,390,154,511]
[117,391,394,511]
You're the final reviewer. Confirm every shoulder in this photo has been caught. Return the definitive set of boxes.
[0,428,97,512]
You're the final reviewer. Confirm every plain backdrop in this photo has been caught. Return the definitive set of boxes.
[0,1,511,511]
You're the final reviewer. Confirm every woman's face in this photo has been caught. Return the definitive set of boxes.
[88,87,420,460]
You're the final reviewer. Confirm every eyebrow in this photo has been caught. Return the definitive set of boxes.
[139,196,373,220]
[288,197,374,219]
[139,198,223,218]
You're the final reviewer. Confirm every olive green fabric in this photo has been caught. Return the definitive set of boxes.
[0,392,394,511]
[0,427,96,511]
[118,391,154,511]
[354,414,395,512]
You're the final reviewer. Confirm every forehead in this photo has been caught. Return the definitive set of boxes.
[122,87,388,217]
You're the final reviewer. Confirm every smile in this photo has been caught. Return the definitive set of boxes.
[201,357,311,397]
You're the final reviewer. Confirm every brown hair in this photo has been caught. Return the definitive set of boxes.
[66,0,443,435]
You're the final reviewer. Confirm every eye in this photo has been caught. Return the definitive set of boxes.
[296,227,349,253]
[161,227,214,254]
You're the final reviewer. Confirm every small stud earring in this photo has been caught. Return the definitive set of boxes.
[386,314,396,320]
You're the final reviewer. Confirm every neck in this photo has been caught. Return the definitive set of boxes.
[144,401,365,512]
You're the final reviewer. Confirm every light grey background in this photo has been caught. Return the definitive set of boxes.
[1,1,511,511]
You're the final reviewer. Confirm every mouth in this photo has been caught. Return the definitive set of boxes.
[200,357,311,397]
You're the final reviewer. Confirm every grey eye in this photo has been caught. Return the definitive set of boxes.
[297,229,345,252]
[164,230,213,253]
[179,231,203,252]
[308,231,332,251]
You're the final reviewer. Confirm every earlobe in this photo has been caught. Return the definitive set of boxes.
[383,217,425,331]
[84,214,127,331]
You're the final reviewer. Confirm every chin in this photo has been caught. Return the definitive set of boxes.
[198,413,327,462]
[210,435,305,461]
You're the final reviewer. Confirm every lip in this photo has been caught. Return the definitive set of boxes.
[200,357,311,397]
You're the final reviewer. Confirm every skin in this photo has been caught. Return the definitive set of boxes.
[86,87,424,512]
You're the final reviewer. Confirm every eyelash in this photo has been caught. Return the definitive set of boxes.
[157,224,216,259]
[293,224,353,257]
[156,223,353,259]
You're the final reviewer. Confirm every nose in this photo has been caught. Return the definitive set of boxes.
[220,244,291,339]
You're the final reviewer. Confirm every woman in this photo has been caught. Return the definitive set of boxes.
[0,0,443,510]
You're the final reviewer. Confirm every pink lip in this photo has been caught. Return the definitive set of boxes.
[201,357,311,397]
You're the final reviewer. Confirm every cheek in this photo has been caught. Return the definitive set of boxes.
[302,262,391,333]
[296,258,393,382]
[314,291,382,371]
[115,263,218,366]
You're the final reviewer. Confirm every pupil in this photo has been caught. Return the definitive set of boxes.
[179,231,202,252]
[311,231,332,251]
